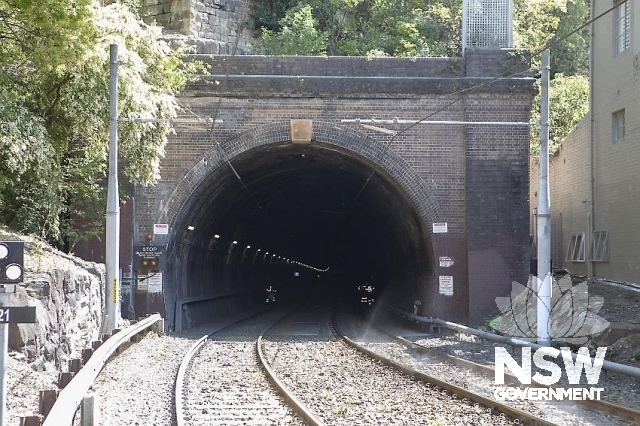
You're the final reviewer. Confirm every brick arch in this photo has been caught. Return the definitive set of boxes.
[159,121,443,229]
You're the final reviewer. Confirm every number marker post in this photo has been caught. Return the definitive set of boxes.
[0,241,36,426]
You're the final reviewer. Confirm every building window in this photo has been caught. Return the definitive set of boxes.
[613,109,625,142]
[591,231,609,262]
[615,0,630,55]
[566,233,585,262]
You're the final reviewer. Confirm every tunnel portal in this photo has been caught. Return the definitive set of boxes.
[123,52,535,330]
[167,136,433,331]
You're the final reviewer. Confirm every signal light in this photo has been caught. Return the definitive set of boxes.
[136,255,162,273]
[140,258,158,269]
[133,245,165,273]
[0,241,24,283]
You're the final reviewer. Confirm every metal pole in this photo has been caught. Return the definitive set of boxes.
[127,190,136,320]
[462,0,468,55]
[105,44,120,332]
[0,290,8,426]
[537,50,552,346]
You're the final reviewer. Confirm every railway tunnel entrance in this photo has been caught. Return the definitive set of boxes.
[120,53,534,331]
[165,124,435,331]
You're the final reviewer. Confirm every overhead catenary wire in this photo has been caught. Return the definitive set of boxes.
[319,2,615,271]
[172,2,618,270]
[202,0,264,210]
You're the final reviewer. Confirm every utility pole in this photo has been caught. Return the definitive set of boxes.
[105,44,120,332]
[537,49,552,346]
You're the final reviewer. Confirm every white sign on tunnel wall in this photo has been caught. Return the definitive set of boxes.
[439,276,454,296]
[154,223,169,235]
[148,273,163,293]
[432,222,448,233]
[138,273,163,293]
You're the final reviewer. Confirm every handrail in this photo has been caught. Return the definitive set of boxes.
[174,292,243,332]
[42,314,163,426]
[392,308,640,380]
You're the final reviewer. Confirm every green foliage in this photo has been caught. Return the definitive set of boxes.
[255,0,591,156]
[530,74,589,156]
[259,5,329,55]
[0,0,593,245]
[514,0,590,77]
[513,0,565,56]
[253,0,462,57]
[0,0,191,248]
[550,0,590,77]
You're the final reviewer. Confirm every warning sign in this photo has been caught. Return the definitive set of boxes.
[439,256,454,268]
[148,273,163,293]
[439,276,453,296]
[432,222,448,233]
[154,224,169,235]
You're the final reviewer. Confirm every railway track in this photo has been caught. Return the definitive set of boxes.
[174,304,310,425]
[89,303,640,425]
[335,310,640,426]
[261,302,531,425]
[176,301,538,425]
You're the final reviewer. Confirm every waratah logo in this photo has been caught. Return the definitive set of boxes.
[489,275,610,344]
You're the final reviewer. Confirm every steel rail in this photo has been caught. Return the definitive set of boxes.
[331,313,558,426]
[174,303,324,426]
[174,308,276,426]
[374,321,640,424]
[257,310,326,426]
[174,334,208,426]
[394,308,640,380]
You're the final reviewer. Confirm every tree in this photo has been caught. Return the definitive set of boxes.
[513,0,590,77]
[253,0,462,57]
[255,0,591,155]
[550,0,590,77]
[258,5,329,55]
[529,74,589,156]
[0,0,192,248]
[513,0,591,155]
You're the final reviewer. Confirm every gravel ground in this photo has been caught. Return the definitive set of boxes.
[89,331,195,426]
[4,281,639,425]
[346,314,634,426]
[5,353,59,425]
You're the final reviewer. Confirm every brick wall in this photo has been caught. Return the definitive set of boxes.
[131,52,535,325]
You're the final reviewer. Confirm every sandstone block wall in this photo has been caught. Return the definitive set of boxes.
[140,0,255,54]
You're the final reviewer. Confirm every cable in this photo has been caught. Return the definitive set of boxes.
[201,0,264,210]
[319,1,617,269]
[389,0,620,139]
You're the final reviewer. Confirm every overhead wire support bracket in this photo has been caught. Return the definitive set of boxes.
[118,117,224,124]
[341,119,532,126]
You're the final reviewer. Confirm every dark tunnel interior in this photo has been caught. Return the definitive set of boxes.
[167,141,434,328]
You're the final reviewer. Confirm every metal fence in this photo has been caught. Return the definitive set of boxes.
[462,0,513,54]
